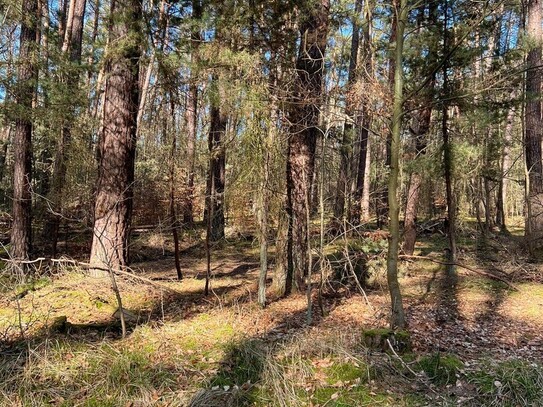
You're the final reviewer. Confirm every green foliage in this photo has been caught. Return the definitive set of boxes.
[311,385,390,407]
[12,276,51,298]
[326,361,367,384]
[468,359,543,406]
[416,353,463,386]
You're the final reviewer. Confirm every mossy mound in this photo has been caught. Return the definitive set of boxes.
[363,328,411,353]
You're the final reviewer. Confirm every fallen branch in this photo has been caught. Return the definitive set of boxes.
[399,254,518,291]
[386,339,441,398]
[0,257,184,295]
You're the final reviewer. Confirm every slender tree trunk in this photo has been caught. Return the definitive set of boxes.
[43,0,87,257]
[89,0,142,274]
[351,0,374,228]
[86,0,100,89]
[58,0,68,44]
[285,0,330,293]
[257,128,271,306]
[497,107,514,230]
[168,97,182,280]
[402,106,432,255]
[386,0,407,330]
[524,0,543,254]
[401,3,437,255]
[443,0,457,277]
[206,76,227,242]
[334,0,362,221]
[183,1,201,225]
[0,32,14,189]
[11,0,39,264]
[183,78,198,225]
[378,7,396,229]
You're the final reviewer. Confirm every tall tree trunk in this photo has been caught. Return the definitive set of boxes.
[401,3,437,255]
[11,0,39,264]
[443,0,457,277]
[496,107,514,231]
[377,6,396,228]
[0,30,15,190]
[350,0,373,228]
[386,0,407,330]
[285,0,330,293]
[43,0,87,257]
[334,0,362,221]
[361,133,371,221]
[402,107,433,255]
[89,0,142,274]
[524,0,543,254]
[257,122,271,306]
[58,0,68,45]
[183,0,201,225]
[206,77,227,242]
[168,96,182,280]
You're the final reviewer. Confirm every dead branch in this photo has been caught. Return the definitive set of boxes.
[0,257,184,295]
[399,254,519,291]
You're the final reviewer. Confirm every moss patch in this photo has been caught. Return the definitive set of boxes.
[416,353,463,385]
[363,328,411,353]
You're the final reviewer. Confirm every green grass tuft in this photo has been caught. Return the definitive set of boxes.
[469,359,543,406]
[416,353,463,386]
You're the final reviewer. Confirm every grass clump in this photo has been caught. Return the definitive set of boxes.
[416,353,463,386]
[326,361,367,384]
[311,385,390,407]
[469,359,543,406]
[211,339,266,387]
[11,276,51,298]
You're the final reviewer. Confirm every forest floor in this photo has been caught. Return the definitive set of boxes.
[1,219,543,406]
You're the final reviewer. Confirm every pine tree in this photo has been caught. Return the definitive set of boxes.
[89,0,142,274]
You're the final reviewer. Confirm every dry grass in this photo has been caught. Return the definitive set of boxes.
[0,228,542,406]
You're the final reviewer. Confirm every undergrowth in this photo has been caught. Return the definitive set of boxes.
[468,359,543,406]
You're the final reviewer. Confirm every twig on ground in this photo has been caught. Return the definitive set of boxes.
[386,339,441,398]
[399,254,519,291]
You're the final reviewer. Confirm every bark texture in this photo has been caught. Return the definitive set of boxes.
[11,0,39,262]
[387,0,407,330]
[525,0,543,253]
[286,0,330,293]
[402,106,432,255]
[89,0,142,273]
[206,78,227,242]
[183,0,201,225]
[334,0,362,221]
[401,3,437,255]
[349,0,373,229]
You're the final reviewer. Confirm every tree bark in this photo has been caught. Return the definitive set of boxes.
[524,0,543,254]
[442,0,457,277]
[334,0,362,221]
[184,0,202,225]
[386,0,407,330]
[285,0,330,293]
[206,77,227,242]
[350,0,374,228]
[402,106,432,255]
[168,96,182,280]
[496,107,514,231]
[401,3,437,255]
[11,0,39,264]
[89,0,142,274]
[360,133,371,221]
